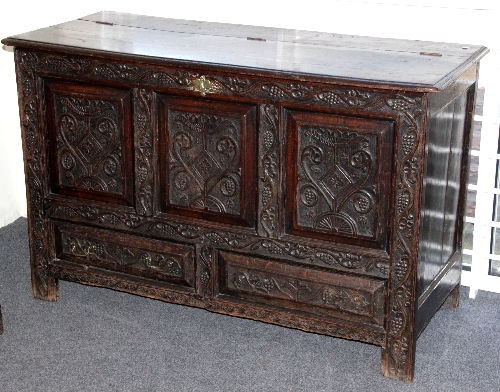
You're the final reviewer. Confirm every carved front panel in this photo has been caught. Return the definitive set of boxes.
[53,221,195,288]
[218,251,386,326]
[168,110,242,213]
[45,80,133,205]
[285,110,394,248]
[159,96,257,226]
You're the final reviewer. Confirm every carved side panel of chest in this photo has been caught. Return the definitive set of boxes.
[44,80,133,206]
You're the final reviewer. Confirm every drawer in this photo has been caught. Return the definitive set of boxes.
[217,251,386,327]
[51,221,195,290]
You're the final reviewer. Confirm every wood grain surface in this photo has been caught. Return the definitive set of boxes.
[2,11,488,90]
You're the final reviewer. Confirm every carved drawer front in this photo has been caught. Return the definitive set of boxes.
[217,251,386,326]
[52,221,195,290]
[44,80,134,206]
[158,95,257,227]
[284,109,395,249]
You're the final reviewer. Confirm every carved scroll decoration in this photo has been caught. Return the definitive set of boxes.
[54,95,123,193]
[48,202,390,277]
[168,111,242,215]
[296,126,377,238]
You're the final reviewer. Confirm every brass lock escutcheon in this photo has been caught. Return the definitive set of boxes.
[191,76,213,96]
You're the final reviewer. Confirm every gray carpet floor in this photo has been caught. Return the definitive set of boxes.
[0,218,499,391]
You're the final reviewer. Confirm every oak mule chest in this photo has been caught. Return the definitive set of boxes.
[2,11,488,381]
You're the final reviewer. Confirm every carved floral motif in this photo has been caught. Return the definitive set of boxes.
[383,95,424,380]
[134,89,154,215]
[198,245,213,297]
[259,104,279,237]
[27,53,384,109]
[16,51,56,299]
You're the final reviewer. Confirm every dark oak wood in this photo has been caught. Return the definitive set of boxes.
[2,12,488,381]
[2,11,487,91]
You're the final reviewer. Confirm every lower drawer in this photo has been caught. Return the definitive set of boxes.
[217,251,386,327]
[51,221,196,290]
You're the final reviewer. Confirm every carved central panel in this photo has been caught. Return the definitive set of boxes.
[285,110,394,247]
[54,96,123,192]
[168,111,242,214]
[159,96,257,227]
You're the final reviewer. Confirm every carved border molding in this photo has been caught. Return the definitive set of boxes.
[50,263,201,307]
[258,104,279,237]
[382,96,424,380]
[205,299,385,345]
[26,51,388,109]
[48,201,390,277]
[133,89,154,216]
[16,51,57,300]
[48,262,385,346]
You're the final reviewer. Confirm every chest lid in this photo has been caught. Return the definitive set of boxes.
[2,11,488,91]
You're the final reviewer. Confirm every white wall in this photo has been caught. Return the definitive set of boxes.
[0,0,497,227]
